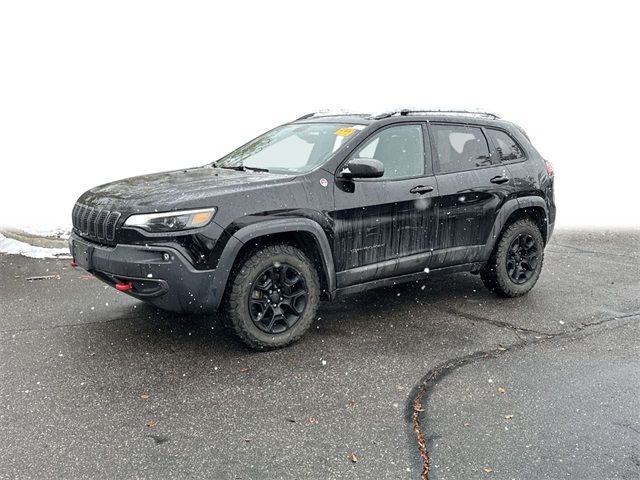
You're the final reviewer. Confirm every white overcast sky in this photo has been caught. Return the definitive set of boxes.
[1,1,638,230]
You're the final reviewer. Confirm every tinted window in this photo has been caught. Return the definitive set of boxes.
[352,124,424,179]
[486,129,525,162]
[432,125,491,173]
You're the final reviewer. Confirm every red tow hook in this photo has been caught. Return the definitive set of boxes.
[70,260,78,268]
[115,281,134,292]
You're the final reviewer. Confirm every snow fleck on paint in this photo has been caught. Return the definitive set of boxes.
[414,197,431,211]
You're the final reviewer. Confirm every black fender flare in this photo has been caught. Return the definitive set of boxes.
[210,218,336,310]
[481,196,549,260]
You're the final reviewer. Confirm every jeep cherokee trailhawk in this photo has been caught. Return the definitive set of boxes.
[69,110,555,349]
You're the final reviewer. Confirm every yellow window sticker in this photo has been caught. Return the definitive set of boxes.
[335,127,356,137]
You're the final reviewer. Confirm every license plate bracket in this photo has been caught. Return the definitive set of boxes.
[72,238,94,270]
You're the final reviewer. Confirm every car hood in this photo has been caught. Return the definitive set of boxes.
[77,165,294,214]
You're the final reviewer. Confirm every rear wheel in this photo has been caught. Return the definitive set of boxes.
[221,244,320,350]
[481,218,544,297]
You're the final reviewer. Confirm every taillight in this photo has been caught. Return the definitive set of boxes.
[545,160,554,177]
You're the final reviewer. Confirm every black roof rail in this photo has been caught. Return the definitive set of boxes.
[294,111,371,121]
[372,111,397,119]
[372,109,501,120]
[294,112,316,121]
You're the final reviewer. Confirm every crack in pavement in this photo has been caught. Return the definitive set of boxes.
[432,305,557,339]
[407,311,640,480]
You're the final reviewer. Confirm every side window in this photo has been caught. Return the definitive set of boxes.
[352,124,425,179]
[486,129,525,162]
[432,125,491,173]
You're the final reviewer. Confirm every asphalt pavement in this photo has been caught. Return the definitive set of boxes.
[0,230,638,479]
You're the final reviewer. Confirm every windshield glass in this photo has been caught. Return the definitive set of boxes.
[215,123,365,173]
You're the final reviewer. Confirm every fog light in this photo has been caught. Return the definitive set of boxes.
[162,253,170,261]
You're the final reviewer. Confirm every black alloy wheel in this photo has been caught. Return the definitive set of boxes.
[506,233,539,284]
[248,263,308,334]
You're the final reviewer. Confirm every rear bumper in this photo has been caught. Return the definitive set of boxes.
[547,220,555,243]
[69,232,219,314]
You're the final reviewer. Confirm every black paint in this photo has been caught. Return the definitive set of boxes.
[70,112,555,313]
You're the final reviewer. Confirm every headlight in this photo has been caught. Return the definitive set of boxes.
[124,207,217,232]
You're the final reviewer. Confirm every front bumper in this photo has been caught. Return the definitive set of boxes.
[69,232,219,314]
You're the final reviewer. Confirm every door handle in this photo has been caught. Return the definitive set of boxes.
[410,185,434,194]
[490,175,510,184]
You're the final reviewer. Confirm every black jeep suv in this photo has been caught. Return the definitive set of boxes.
[70,110,555,349]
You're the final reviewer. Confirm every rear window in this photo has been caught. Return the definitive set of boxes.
[432,124,491,173]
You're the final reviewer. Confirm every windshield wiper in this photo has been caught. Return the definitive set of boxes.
[213,164,269,173]
[244,165,269,173]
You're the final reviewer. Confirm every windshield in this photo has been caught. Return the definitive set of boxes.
[215,123,365,174]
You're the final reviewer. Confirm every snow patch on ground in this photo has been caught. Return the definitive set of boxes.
[7,226,71,239]
[26,228,70,240]
[0,233,71,259]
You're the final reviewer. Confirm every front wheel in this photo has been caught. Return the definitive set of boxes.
[481,218,544,298]
[221,244,320,350]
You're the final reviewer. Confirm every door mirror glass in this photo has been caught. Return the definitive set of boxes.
[340,158,384,178]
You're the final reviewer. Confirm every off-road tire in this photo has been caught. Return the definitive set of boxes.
[221,244,320,350]
[481,218,544,298]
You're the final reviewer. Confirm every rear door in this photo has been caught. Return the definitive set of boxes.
[484,126,532,194]
[331,123,438,286]
[429,122,515,268]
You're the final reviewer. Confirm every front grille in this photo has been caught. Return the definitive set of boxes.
[72,203,121,242]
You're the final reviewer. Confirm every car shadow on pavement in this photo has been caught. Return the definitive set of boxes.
[88,271,488,357]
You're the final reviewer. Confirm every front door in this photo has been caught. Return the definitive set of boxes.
[429,122,516,267]
[331,123,439,287]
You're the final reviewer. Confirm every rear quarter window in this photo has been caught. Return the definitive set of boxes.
[486,129,526,162]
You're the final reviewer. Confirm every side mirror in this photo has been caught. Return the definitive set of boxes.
[340,158,384,179]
